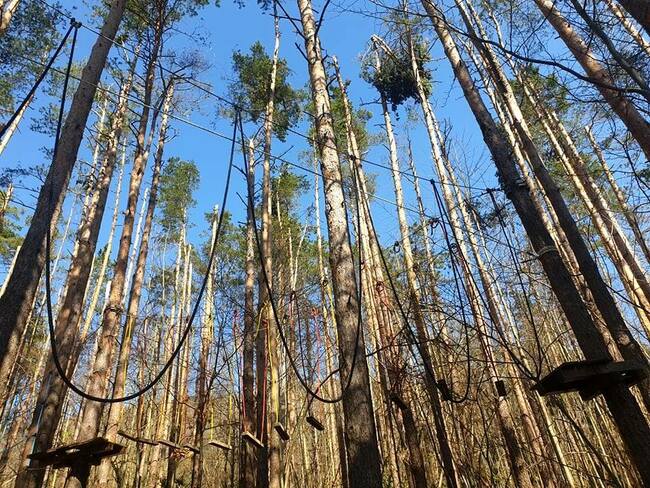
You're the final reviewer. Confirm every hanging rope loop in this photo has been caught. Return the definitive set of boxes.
[45,92,239,403]
[0,21,79,141]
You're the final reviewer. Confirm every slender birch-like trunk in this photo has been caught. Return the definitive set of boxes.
[295,0,382,485]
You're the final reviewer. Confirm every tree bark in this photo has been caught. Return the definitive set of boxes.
[295,0,382,485]
[0,0,19,36]
[617,0,650,36]
[242,137,258,488]
[533,0,650,160]
[14,62,134,488]
[602,0,650,56]
[97,81,174,487]
[68,22,162,458]
[419,1,650,483]
[259,13,282,488]
[458,0,650,411]
[0,0,126,395]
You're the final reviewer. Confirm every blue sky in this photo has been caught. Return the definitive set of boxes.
[1,0,499,279]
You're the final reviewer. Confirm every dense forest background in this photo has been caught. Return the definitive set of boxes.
[0,0,649,487]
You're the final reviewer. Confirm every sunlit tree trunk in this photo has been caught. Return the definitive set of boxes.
[602,0,650,56]
[190,209,217,488]
[533,0,650,160]
[14,61,135,488]
[616,0,650,35]
[69,22,162,467]
[0,0,19,36]
[419,1,650,482]
[260,11,282,488]
[312,158,349,488]
[459,0,650,408]
[295,0,382,485]
[97,81,174,486]
[0,94,33,157]
[0,0,126,378]
[242,137,258,488]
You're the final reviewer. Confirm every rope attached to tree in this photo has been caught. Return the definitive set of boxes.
[0,18,80,141]
[240,114,365,405]
[45,67,239,402]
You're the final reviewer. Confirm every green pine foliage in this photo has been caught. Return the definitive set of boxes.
[229,41,303,141]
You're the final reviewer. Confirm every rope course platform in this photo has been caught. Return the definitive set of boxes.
[207,440,232,450]
[28,437,124,488]
[533,359,648,401]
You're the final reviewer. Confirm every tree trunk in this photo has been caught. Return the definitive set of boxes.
[259,12,282,488]
[242,137,258,488]
[533,0,650,160]
[295,0,382,485]
[568,0,650,100]
[97,81,174,487]
[0,94,32,157]
[69,24,162,459]
[419,1,650,483]
[0,0,126,396]
[602,0,650,56]
[14,63,135,488]
[458,0,650,411]
[190,209,217,488]
[585,125,650,264]
[313,158,349,488]
[0,0,19,36]
[617,0,650,35]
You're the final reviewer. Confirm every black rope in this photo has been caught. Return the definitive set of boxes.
[0,19,79,141]
[45,74,239,405]
[486,189,545,379]
[240,115,364,405]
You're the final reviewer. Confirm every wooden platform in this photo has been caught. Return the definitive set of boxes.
[118,430,158,446]
[533,359,647,400]
[242,431,264,448]
[28,437,124,469]
[207,440,231,451]
[306,415,324,431]
[274,422,290,441]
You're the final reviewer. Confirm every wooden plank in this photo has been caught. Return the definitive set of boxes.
[306,416,324,431]
[118,431,158,446]
[207,440,231,451]
[157,439,183,450]
[183,444,200,454]
[274,422,290,441]
[242,431,264,448]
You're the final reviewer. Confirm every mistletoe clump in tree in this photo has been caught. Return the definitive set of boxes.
[363,36,432,111]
